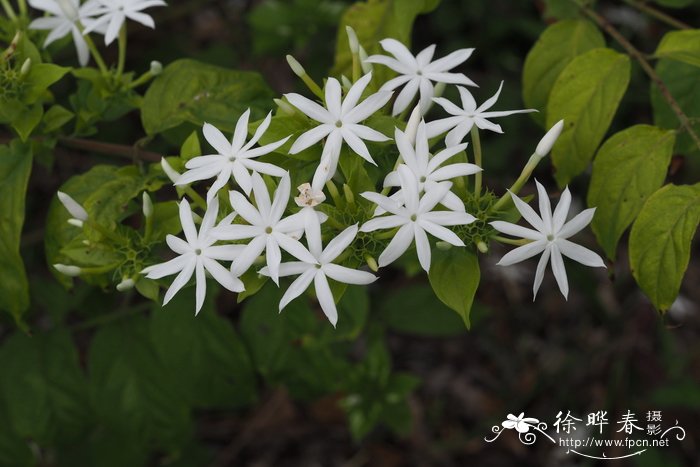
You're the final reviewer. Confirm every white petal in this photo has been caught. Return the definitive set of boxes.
[144,255,189,279]
[279,268,316,310]
[272,261,314,277]
[230,235,266,276]
[285,93,332,123]
[342,128,375,164]
[424,48,474,73]
[344,91,393,123]
[231,160,254,195]
[324,78,343,119]
[365,55,412,75]
[533,246,551,300]
[360,215,406,232]
[231,108,251,152]
[204,244,246,261]
[250,171,272,219]
[378,224,414,267]
[345,123,390,142]
[392,77,420,116]
[176,163,225,186]
[558,239,606,268]
[210,224,261,241]
[415,44,436,67]
[57,191,88,221]
[322,263,377,285]
[414,224,432,272]
[205,168,231,204]
[417,78,434,115]
[273,232,317,264]
[360,192,405,217]
[496,239,547,266]
[444,120,473,147]
[552,187,572,234]
[195,260,207,314]
[166,234,191,255]
[179,199,198,245]
[431,163,481,181]
[557,208,596,239]
[490,221,542,241]
[417,182,452,215]
[240,159,287,178]
[244,111,273,150]
[550,243,569,299]
[229,190,263,226]
[398,165,420,213]
[265,235,282,285]
[314,271,338,326]
[342,72,373,115]
[379,38,417,69]
[418,220,465,246]
[432,97,464,116]
[509,192,545,233]
[425,72,477,87]
[289,124,333,154]
[320,224,358,263]
[163,260,196,306]
[535,180,553,234]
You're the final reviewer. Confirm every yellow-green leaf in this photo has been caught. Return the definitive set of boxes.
[654,30,700,68]
[427,247,479,329]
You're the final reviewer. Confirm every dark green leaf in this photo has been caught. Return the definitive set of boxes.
[427,247,479,328]
[522,20,604,125]
[588,125,675,259]
[547,48,631,185]
[23,63,70,104]
[0,140,32,322]
[12,103,42,141]
[141,59,274,135]
[629,183,700,310]
[42,104,74,133]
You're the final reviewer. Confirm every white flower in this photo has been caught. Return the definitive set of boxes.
[365,39,476,116]
[82,0,167,45]
[28,0,103,66]
[160,157,180,183]
[490,181,606,300]
[294,183,326,207]
[427,82,536,146]
[260,220,377,327]
[285,72,392,190]
[210,172,316,284]
[141,197,244,314]
[360,165,475,272]
[176,109,289,202]
[380,121,480,213]
[502,413,539,434]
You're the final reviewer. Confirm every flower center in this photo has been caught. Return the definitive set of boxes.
[265,226,273,234]
[416,70,423,76]
[419,176,427,183]
[335,120,343,128]
[194,248,202,255]
[546,234,554,242]
[410,214,417,222]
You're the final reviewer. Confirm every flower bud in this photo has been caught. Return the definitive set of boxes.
[286,55,306,78]
[160,158,180,184]
[142,192,153,218]
[405,106,422,144]
[150,60,163,76]
[535,119,564,158]
[346,26,359,54]
[67,219,84,228]
[358,45,372,74]
[476,241,489,253]
[273,98,296,116]
[116,278,135,292]
[20,58,31,78]
[54,263,81,277]
[341,75,352,92]
[57,191,88,221]
[365,255,379,272]
[436,241,452,251]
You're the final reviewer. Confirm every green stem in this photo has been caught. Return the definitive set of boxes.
[471,126,482,197]
[493,235,532,246]
[491,153,540,213]
[183,186,207,210]
[88,221,124,244]
[128,70,155,89]
[17,0,27,17]
[1,0,16,22]
[375,228,399,240]
[351,51,361,83]
[83,33,109,75]
[623,0,690,30]
[582,6,700,151]
[116,24,127,78]
[302,74,324,100]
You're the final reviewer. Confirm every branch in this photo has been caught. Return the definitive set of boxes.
[583,6,700,151]
[623,0,691,30]
[58,137,162,162]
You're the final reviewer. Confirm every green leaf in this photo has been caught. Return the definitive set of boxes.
[12,103,43,141]
[22,63,70,104]
[332,0,440,80]
[141,59,274,135]
[427,247,479,328]
[629,183,700,311]
[150,200,182,242]
[0,140,32,322]
[150,290,257,409]
[89,316,191,449]
[42,104,74,133]
[654,30,700,68]
[547,48,631,186]
[250,113,319,161]
[543,0,584,19]
[588,125,675,260]
[0,329,91,444]
[522,20,604,125]
[179,130,201,160]
[378,284,466,336]
[651,59,700,155]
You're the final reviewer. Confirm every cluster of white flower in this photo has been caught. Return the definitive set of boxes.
[28,0,166,66]
[54,27,606,325]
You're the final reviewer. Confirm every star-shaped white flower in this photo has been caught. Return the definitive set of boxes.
[490,180,606,300]
[210,172,316,284]
[141,197,244,314]
[28,0,103,66]
[176,109,289,202]
[365,39,476,116]
[380,121,480,214]
[285,72,392,190]
[82,0,166,45]
[427,82,536,146]
[502,413,539,434]
[260,220,377,327]
[360,165,475,272]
